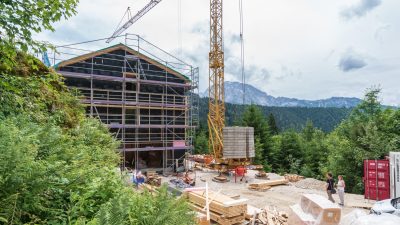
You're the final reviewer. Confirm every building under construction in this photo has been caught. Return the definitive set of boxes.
[52,34,199,173]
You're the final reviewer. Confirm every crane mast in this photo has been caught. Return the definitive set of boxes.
[208,0,225,160]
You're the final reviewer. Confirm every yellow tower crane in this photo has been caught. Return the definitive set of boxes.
[208,0,225,163]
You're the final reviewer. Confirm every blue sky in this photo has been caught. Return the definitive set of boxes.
[36,0,400,105]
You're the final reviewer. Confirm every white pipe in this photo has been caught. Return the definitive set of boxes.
[206,182,210,221]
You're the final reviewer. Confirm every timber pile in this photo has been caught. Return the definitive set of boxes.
[284,174,304,182]
[247,206,288,225]
[186,190,247,225]
[145,170,161,186]
[248,179,288,191]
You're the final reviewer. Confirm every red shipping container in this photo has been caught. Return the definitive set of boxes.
[363,159,390,200]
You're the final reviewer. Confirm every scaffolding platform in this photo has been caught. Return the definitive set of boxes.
[49,34,199,174]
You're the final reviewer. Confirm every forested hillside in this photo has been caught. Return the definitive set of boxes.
[195,90,400,194]
[199,97,352,132]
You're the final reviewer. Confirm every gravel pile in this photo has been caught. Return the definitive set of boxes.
[294,178,326,191]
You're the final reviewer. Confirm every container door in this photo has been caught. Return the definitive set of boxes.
[364,159,390,200]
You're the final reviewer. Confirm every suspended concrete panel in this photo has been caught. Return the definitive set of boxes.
[223,126,255,159]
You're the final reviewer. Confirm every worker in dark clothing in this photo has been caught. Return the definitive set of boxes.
[326,172,335,203]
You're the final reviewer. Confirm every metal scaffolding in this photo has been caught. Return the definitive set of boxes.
[50,34,199,174]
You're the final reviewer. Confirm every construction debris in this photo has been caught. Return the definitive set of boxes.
[145,170,162,187]
[185,190,247,225]
[247,206,288,225]
[255,171,269,179]
[284,174,304,182]
[170,178,192,189]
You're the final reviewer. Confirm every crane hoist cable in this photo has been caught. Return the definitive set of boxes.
[178,0,182,59]
[239,0,245,105]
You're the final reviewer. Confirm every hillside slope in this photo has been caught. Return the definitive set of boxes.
[199,97,351,132]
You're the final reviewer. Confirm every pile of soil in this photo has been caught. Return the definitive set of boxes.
[294,178,326,191]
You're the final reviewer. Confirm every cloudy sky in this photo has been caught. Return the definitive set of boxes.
[36,0,400,105]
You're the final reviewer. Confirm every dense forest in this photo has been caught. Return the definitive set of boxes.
[198,97,352,132]
[195,89,400,194]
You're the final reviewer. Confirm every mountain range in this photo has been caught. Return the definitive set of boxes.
[201,81,361,108]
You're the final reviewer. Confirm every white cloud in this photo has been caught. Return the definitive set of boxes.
[35,0,400,105]
[341,0,382,19]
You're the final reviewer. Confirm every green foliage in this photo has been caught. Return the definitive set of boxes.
[194,129,209,154]
[241,105,272,163]
[0,48,196,224]
[199,97,352,133]
[269,131,304,174]
[267,113,279,135]
[0,115,122,224]
[324,88,400,193]
[0,51,84,127]
[0,0,79,68]
[89,187,196,225]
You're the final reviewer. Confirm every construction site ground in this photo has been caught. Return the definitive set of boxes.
[163,169,375,217]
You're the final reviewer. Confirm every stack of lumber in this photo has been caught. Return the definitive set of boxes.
[248,179,288,191]
[246,206,288,225]
[186,190,247,225]
[284,174,304,182]
[146,170,161,186]
[288,194,341,225]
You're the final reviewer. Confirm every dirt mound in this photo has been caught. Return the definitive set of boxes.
[294,178,325,191]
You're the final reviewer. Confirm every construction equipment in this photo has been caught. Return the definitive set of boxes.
[208,0,225,164]
[208,1,253,179]
[106,0,162,43]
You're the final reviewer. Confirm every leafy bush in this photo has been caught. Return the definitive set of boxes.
[89,187,195,225]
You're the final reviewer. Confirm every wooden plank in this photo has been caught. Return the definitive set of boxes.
[223,199,248,207]
[248,185,271,192]
[249,179,289,188]
[190,203,245,225]
[187,191,246,218]
[188,193,246,218]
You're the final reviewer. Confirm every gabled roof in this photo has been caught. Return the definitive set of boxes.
[53,43,190,81]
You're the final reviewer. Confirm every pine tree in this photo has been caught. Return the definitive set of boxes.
[302,120,315,141]
[242,105,272,163]
[267,113,279,135]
